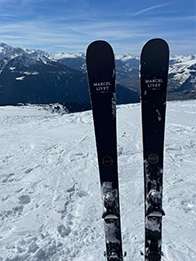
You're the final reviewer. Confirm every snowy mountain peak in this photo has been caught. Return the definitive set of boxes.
[0,42,9,49]
[115,54,139,61]
[170,54,196,64]
[0,42,195,102]
[168,55,196,85]
[0,44,87,71]
[45,51,86,60]
[1,42,195,67]
[0,43,50,70]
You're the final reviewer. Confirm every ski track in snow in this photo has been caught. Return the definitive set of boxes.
[0,100,195,261]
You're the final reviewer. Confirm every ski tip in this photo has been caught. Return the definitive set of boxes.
[86,40,114,57]
[141,38,169,56]
[88,39,110,46]
[144,38,169,47]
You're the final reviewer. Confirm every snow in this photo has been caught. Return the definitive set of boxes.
[16,76,25,80]
[15,72,39,80]
[169,55,196,85]
[115,54,139,61]
[0,100,196,261]
[1,44,196,90]
[23,72,39,76]
[45,52,86,61]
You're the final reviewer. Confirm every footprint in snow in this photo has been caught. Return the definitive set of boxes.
[18,195,31,205]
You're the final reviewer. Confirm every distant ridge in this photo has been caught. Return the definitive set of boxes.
[0,43,195,110]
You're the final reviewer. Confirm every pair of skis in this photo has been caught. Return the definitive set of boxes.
[86,39,169,261]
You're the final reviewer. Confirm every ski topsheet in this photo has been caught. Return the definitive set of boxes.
[86,40,124,261]
[140,38,169,261]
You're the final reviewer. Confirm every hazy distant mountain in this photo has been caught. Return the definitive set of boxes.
[46,49,196,101]
[0,43,195,111]
[0,43,89,111]
[0,43,139,111]
[117,54,196,100]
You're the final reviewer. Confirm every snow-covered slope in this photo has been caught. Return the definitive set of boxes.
[0,43,86,72]
[46,52,85,61]
[0,43,49,71]
[169,55,196,85]
[0,100,195,261]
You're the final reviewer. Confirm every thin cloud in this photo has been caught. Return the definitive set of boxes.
[0,0,194,55]
[132,3,172,17]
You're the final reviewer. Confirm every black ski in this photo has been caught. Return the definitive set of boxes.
[86,40,124,261]
[140,38,169,261]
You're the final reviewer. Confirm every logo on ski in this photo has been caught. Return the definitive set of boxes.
[93,81,111,94]
[148,153,159,164]
[145,78,163,91]
[102,156,113,166]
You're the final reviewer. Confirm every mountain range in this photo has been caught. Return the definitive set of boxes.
[0,43,195,112]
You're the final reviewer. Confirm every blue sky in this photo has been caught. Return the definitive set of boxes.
[0,0,195,55]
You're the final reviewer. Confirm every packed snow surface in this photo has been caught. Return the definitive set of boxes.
[0,100,195,261]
